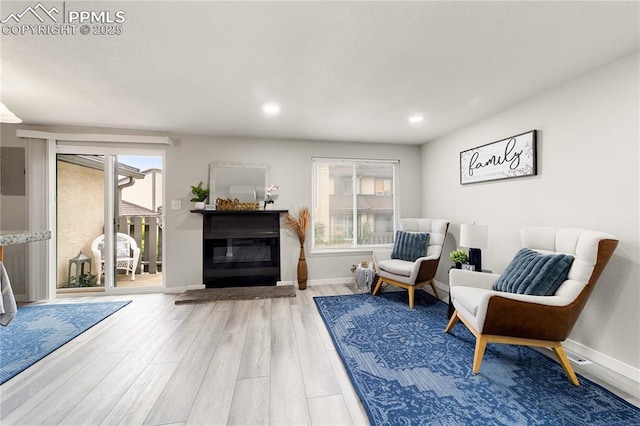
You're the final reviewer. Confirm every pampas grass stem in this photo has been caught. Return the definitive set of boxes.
[285,207,310,245]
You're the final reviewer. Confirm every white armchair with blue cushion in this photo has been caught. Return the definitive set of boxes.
[445,227,618,386]
[373,218,449,308]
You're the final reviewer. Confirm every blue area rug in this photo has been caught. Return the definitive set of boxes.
[0,301,131,385]
[314,291,640,425]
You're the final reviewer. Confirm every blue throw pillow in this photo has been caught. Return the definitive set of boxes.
[391,231,429,262]
[493,248,575,296]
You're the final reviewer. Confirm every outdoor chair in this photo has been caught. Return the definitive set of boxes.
[91,233,141,285]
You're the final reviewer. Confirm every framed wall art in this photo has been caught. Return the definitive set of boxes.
[460,130,537,185]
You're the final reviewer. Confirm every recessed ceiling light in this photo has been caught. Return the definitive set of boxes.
[408,115,424,123]
[263,103,281,115]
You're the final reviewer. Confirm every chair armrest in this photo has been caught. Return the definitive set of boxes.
[449,269,500,289]
[410,255,440,282]
[132,247,141,268]
[481,293,580,341]
[373,249,392,268]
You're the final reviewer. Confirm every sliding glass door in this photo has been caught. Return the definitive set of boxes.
[55,147,164,293]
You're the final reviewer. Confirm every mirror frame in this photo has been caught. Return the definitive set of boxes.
[208,163,269,204]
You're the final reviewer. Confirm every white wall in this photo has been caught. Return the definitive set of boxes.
[164,136,422,290]
[421,53,640,373]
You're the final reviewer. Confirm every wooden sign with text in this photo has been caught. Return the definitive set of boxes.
[460,130,537,184]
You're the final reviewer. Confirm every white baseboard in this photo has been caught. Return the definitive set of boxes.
[14,293,27,303]
[564,339,640,385]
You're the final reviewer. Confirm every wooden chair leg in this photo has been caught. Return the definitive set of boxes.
[429,279,439,299]
[408,286,415,308]
[472,335,488,374]
[372,277,383,295]
[444,310,459,333]
[552,343,580,386]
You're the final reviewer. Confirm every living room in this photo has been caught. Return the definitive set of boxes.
[0,1,638,424]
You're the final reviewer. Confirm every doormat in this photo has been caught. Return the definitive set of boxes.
[175,285,296,305]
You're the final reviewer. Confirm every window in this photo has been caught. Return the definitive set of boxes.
[312,158,398,251]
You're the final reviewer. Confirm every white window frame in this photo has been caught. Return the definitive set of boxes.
[311,157,399,254]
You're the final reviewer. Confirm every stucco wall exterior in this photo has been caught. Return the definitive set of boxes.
[56,161,105,287]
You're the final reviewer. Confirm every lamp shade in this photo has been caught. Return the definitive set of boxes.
[0,103,22,123]
[459,224,488,249]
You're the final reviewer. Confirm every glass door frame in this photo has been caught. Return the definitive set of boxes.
[54,144,165,294]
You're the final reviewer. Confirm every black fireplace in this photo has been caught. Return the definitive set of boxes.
[195,210,287,288]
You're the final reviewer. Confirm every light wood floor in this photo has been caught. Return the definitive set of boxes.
[1,284,638,425]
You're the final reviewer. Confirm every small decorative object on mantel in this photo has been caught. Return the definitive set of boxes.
[190,181,210,210]
[449,249,469,269]
[216,197,260,211]
[284,207,310,290]
[264,184,279,210]
[460,130,537,185]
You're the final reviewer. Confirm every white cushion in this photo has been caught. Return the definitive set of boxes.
[377,259,413,277]
[451,286,487,316]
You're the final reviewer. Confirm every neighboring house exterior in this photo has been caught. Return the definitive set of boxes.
[315,167,394,247]
[121,168,163,214]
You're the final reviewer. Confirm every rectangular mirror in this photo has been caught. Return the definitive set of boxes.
[209,163,268,205]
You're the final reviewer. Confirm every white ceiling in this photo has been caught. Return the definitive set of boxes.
[1,1,638,144]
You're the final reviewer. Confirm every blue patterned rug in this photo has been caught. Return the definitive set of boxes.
[314,291,640,425]
[0,301,131,384]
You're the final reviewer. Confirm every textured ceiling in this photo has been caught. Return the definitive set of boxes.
[1,1,638,144]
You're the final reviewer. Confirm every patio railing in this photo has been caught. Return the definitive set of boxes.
[117,215,163,274]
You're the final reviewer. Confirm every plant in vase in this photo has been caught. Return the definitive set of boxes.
[263,184,279,210]
[284,207,310,290]
[450,249,469,269]
[190,181,210,210]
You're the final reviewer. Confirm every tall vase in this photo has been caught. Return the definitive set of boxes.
[297,245,308,290]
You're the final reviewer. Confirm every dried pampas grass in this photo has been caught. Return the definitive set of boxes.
[284,207,310,245]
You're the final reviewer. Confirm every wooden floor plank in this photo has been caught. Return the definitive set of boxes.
[227,377,270,425]
[12,352,128,425]
[143,309,231,425]
[308,394,354,426]
[100,362,179,426]
[185,331,247,425]
[223,300,253,333]
[271,296,292,320]
[238,299,272,379]
[291,304,341,398]
[270,318,311,425]
[150,303,215,365]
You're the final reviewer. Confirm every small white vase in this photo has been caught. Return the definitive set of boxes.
[194,202,206,210]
